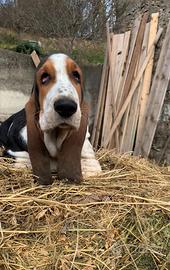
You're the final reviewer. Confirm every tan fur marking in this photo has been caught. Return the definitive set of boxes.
[36,59,56,110]
[66,58,83,102]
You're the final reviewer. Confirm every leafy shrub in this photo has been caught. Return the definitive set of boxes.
[16,40,42,55]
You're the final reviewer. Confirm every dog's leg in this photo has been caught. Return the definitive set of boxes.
[81,129,101,177]
[4,150,31,168]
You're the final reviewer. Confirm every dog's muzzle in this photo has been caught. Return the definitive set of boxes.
[54,98,77,118]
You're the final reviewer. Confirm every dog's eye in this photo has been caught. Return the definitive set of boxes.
[41,72,50,84]
[72,71,81,84]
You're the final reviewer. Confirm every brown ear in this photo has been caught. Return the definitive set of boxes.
[25,94,53,185]
[57,101,88,183]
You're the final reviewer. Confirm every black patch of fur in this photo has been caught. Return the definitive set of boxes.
[0,109,27,152]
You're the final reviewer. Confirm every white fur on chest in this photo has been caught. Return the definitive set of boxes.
[44,129,69,158]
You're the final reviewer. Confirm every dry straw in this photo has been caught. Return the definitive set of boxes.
[0,150,170,270]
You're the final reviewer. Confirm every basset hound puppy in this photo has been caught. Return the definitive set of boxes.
[0,53,101,185]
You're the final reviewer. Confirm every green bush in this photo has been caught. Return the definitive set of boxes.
[16,40,42,55]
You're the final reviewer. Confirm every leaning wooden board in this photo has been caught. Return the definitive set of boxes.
[119,16,145,152]
[101,32,116,148]
[31,50,40,67]
[137,20,170,157]
[109,31,131,150]
[91,47,108,148]
[120,22,150,153]
[134,13,159,155]
[102,33,125,149]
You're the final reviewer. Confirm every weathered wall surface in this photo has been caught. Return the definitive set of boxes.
[116,0,170,33]
[150,86,170,164]
[82,65,102,132]
[0,49,34,119]
[0,49,102,127]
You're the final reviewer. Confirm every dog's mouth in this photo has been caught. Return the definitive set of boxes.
[58,120,80,130]
[58,123,72,129]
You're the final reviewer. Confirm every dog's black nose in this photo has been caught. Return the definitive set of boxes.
[54,99,77,118]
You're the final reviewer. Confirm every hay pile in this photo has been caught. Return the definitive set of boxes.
[0,150,170,270]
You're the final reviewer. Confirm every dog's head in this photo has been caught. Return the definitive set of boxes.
[33,53,83,132]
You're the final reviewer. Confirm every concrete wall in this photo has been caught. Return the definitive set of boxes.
[0,49,102,126]
[0,49,34,119]
[82,64,102,132]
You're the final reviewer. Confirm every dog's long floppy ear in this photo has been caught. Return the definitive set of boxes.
[25,91,53,185]
[57,101,88,183]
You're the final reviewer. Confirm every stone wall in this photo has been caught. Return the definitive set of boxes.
[116,0,170,33]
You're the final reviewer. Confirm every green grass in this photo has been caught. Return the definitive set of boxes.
[0,28,105,64]
[71,46,104,65]
[0,31,18,50]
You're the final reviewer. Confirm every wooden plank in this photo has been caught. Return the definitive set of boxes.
[109,31,131,150]
[118,13,148,152]
[91,46,109,148]
[116,17,142,151]
[112,33,126,108]
[111,33,125,116]
[120,22,150,153]
[101,32,118,147]
[102,25,127,150]
[116,17,141,114]
[137,21,170,157]
[93,62,109,149]
[117,18,146,152]
[114,31,131,106]
[134,13,159,155]
[117,13,148,112]
[117,105,130,152]
[113,34,125,151]
[101,26,114,147]
[105,28,163,148]
[102,34,124,147]
[31,50,40,67]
